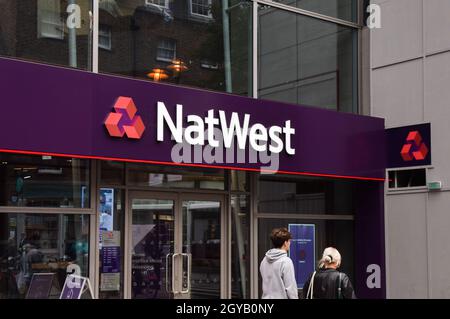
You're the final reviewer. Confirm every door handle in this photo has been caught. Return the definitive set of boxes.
[181,253,191,294]
[172,253,181,294]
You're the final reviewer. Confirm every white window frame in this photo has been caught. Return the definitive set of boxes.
[190,0,213,19]
[37,0,64,40]
[156,38,176,62]
[200,59,219,70]
[387,167,428,191]
[98,24,112,51]
[145,0,169,9]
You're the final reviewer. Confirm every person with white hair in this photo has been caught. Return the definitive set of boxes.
[302,247,356,299]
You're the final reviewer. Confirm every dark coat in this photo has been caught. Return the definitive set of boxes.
[302,268,356,299]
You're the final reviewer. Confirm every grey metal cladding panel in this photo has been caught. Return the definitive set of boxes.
[372,59,423,127]
[424,0,450,54]
[386,193,428,298]
[371,0,423,68]
[424,51,450,186]
[427,192,450,298]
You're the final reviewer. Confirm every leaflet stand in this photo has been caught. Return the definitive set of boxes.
[60,274,95,299]
[25,273,55,299]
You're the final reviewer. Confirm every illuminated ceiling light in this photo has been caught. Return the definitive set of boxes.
[147,68,169,82]
[167,59,188,74]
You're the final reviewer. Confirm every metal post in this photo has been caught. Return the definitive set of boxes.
[222,0,232,93]
[68,0,77,68]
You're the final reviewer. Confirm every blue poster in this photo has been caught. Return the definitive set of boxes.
[288,224,315,288]
[99,188,114,231]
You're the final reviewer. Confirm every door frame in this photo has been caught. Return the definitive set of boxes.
[125,190,227,299]
[179,193,227,299]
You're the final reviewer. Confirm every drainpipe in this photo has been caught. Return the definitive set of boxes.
[222,0,232,93]
[68,0,77,68]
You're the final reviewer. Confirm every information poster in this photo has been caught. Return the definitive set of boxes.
[100,231,121,291]
[99,188,114,231]
[288,224,315,288]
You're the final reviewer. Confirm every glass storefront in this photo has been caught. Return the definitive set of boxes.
[98,0,252,96]
[272,0,359,23]
[0,213,90,299]
[258,175,354,215]
[0,154,90,208]
[256,173,355,298]
[258,4,358,113]
[0,0,93,70]
[257,218,354,298]
[0,0,371,300]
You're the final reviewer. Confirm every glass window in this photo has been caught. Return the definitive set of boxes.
[231,170,249,192]
[258,175,354,215]
[38,0,64,40]
[99,24,112,50]
[127,164,226,190]
[156,38,176,62]
[271,0,359,23]
[0,0,93,70]
[100,161,125,186]
[98,0,252,96]
[0,213,90,299]
[258,5,358,113]
[146,0,169,8]
[191,0,212,18]
[258,218,354,298]
[231,195,250,298]
[388,169,426,189]
[98,189,125,299]
[0,154,90,208]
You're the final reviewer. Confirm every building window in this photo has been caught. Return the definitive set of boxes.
[200,59,219,70]
[99,25,112,51]
[388,169,427,189]
[0,153,90,208]
[37,0,64,40]
[145,0,169,8]
[190,0,213,18]
[156,38,176,62]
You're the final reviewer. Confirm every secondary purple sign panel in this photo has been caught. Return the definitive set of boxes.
[288,224,315,288]
[386,123,431,168]
[0,58,385,179]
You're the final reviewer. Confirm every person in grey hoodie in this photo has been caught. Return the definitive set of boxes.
[260,228,298,299]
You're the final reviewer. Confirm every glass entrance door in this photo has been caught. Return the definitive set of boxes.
[129,194,176,299]
[181,198,222,299]
[127,192,224,299]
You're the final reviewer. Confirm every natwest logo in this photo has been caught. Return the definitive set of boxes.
[156,102,296,155]
[400,131,429,162]
[104,96,146,139]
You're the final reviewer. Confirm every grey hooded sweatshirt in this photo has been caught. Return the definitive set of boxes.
[260,248,298,299]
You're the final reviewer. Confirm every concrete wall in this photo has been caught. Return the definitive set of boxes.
[370,0,450,298]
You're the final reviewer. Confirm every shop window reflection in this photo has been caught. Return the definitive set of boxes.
[0,154,90,208]
[0,213,89,299]
[99,0,251,96]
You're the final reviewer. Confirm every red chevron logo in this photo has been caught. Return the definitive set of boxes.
[400,131,428,162]
[104,97,145,139]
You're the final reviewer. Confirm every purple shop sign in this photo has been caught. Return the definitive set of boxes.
[0,58,386,180]
[288,224,316,288]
